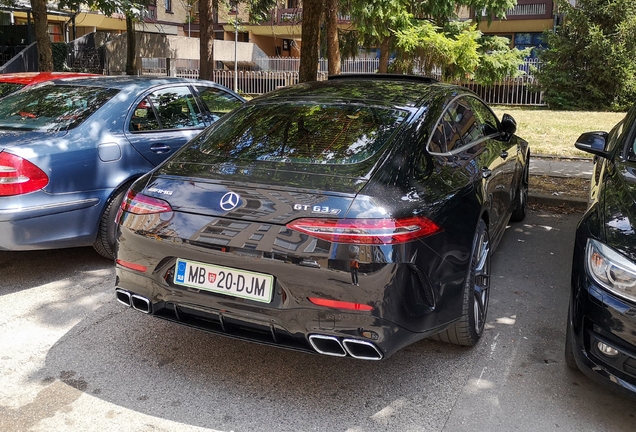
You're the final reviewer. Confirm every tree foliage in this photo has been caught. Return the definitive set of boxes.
[344,0,525,84]
[29,1,149,72]
[536,0,636,110]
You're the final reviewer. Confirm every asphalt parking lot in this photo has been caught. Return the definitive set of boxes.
[1,208,635,432]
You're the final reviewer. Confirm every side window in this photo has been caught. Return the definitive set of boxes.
[196,86,243,122]
[151,86,205,129]
[429,101,463,153]
[467,97,500,137]
[129,97,160,132]
[453,98,483,144]
[606,120,624,152]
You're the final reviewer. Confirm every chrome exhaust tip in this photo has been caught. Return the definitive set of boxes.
[131,294,152,314]
[115,288,132,307]
[342,338,383,360]
[308,334,346,357]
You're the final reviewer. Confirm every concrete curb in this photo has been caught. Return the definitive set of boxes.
[528,193,588,210]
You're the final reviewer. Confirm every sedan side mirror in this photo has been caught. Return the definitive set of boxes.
[500,114,517,135]
[575,131,611,159]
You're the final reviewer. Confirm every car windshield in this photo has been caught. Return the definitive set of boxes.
[0,82,25,98]
[0,84,119,132]
[194,102,408,165]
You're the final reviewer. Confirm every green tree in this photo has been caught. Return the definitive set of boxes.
[199,0,219,80]
[31,1,148,73]
[536,0,636,110]
[30,0,52,71]
[349,0,523,79]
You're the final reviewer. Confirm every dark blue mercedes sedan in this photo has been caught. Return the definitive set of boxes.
[0,76,243,258]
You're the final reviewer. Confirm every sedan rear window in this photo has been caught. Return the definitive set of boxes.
[194,102,408,164]
[0,83,25,98]
[0,84,119,132]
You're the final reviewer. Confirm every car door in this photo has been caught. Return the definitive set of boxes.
[450,97,510,233]
[125,85,206,166]
[464,97,515,213]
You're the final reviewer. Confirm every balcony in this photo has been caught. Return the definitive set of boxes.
[142,5,157,23]
[482,0,554,21]
[256,8,351,26]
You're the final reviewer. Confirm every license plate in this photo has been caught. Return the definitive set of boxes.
[174,258,274,303]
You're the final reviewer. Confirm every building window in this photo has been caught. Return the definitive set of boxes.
[165,0,172,12]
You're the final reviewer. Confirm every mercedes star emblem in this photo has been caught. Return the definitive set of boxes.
[220,191,241,211]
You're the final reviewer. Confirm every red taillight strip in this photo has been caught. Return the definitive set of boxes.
[120,190,172,215]
[287,216,442,245]
[309,297,373,311]
[116,259,148,273]
[0,151,49,196]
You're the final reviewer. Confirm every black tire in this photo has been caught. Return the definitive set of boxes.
[433,219,490,346]
[510,158,529,222]
[565,306,579,370]
[93,182,132,259]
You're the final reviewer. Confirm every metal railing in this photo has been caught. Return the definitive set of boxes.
[140,57,545,106]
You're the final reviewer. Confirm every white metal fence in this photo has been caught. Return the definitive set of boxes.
[140,57,545,106]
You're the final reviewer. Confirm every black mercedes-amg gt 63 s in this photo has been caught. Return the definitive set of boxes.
[114,75,529,360]
[566,104,636,398]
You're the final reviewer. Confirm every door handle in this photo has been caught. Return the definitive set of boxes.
[481,168,492,179]
[500,150,508,159]
[150,144,171,154]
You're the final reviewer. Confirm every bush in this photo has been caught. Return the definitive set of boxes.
[536,0,636,111]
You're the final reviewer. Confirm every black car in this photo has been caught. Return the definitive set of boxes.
[114,75,529,360]
[566,106,636,397]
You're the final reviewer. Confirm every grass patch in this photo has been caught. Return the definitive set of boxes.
[492,107,626,157]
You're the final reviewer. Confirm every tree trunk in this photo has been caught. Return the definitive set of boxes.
[199,0,216,80]
[378,37,390,73]
[325,0,340,76]
[31,0,52,71]
[299,0,325,83]
[125,14,137,75]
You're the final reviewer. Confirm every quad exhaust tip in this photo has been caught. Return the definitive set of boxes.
[309,334,383,360]
[115,288,152,314]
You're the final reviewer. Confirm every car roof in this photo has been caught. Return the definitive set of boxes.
[42,75,226,91]
[254,74,466,109]
[0,72,99,85]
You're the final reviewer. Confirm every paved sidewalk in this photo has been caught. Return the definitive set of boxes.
[528,156,593,209]
[530,156,593,179]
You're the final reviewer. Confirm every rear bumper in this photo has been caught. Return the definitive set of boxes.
[114,240,466,360]
[114,283,437,360]
[0,197,102,250]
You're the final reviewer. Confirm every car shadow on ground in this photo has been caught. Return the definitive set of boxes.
[0,247,112,297]
[32,295,636,432]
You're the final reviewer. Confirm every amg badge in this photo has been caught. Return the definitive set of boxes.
[293,204,341,215]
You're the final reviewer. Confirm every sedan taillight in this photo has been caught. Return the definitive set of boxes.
[287,216,442,245]
[0,151,49,196]
[120,190,172,215]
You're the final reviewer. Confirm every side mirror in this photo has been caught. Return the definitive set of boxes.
[500,113,517,135]
[575,131,611,159]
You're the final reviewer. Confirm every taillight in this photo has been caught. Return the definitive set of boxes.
[287,216,442,245]
[0,151,49,196]
[120,190,172,215]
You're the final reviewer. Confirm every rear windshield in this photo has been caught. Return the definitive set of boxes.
[193,102,408,165]
[0,82,25,98]
[0,84,119,132]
